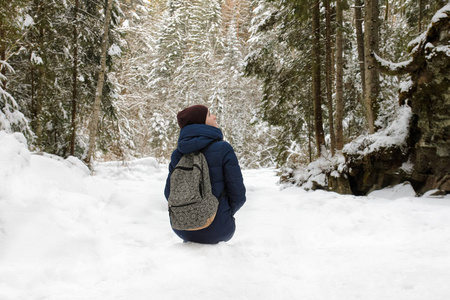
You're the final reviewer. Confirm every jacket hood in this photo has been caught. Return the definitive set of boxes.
[177,124,223,154]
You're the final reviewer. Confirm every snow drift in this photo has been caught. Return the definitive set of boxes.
[1,132,450,300]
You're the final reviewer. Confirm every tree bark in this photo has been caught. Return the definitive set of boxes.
[335,0,344,150]
[419,0,423,32]
[308,85,313,163]
[35,0,44,145]
[0,18,6,91]
[70,0,79,156]
[355,0,365,98]
[312,0,325,156]
[31,64,36,131]
[85,0,113,165]
[325,0,335,156]
[385,0,389,21]
[363,0,380,133]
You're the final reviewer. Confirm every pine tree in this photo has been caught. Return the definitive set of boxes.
[2,0,121,158]
[85,0,114,165]
[0,0,30,134]
[245,0,316,164]
[112,0,166,159]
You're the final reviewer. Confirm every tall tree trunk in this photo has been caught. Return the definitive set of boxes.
[419,0,423,32]
[0,18,6,92]
[70,0,79,156]
[325,0,335,156]
[35,4,44,146]
[364,0,380,133]
[35,65,43,146]
[400,0,405,20]
[385,0,389,21]
[335,0,344,150]
[85,0,113,165]
[312,0,325,157]
[355,0,365,98]
[308,84,313,163]
[31,65,36,131]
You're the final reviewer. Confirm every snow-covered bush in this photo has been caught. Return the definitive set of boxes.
[0,61,30,136]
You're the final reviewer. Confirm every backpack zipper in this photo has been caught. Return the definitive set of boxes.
[174,164,202,171]
[169,201,197,208]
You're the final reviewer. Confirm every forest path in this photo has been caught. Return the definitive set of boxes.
[1,156,450,300]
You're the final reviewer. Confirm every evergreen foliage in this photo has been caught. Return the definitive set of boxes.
[3,0,123,158]
[1,0,447,169]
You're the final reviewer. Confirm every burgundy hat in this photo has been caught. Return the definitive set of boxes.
[177,105,209,129]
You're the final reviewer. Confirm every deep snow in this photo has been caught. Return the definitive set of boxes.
[1,131,450,300]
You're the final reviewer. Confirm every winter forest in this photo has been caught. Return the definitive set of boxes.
[1,1,450,298]
[1,0,450,192]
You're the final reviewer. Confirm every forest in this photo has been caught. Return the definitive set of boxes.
[1,0,449,195]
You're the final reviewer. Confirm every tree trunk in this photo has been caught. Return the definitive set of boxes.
[31,64,35,131]
[385,0,389,21]
[84,0,113,165]
[355,0,365,98]
[308,85,313,163]
[0,18,6,92]
[419,0,423,32]
[364,0,380,133]
[35,5,44,146]
[70,0,79,156]
[312,0,325,157]
[325,0,335,156]
[335,0,344,150]
[35,66,43,145]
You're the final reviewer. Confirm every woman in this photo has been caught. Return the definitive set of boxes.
[164,104,246,244]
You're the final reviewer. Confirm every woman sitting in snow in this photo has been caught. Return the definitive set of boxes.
[164,104,246,244]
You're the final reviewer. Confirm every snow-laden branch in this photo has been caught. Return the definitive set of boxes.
[372,4,450,76]
[371,52,416,76]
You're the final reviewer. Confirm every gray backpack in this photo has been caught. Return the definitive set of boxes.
[168,147,219,231]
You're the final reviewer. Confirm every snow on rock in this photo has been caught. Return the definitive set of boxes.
[344,105,412,156]
[433,45,450,58]
[400,158,414,174]
[431,4,450,24]
[1,131,450,300]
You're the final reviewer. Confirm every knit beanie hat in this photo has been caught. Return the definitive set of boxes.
[177,105,209,129]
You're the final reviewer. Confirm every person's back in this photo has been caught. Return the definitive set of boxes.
[164,105,246,244]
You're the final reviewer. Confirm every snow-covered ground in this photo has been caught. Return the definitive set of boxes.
[1,131,450,300]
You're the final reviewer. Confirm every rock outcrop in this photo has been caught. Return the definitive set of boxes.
[329,5,450,195]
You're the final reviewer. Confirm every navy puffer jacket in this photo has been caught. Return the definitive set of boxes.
[164,124,246,244]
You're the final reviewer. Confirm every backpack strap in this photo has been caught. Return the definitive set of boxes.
[200,140,227,199]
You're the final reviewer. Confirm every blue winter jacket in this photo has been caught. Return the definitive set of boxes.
[164,124,246,244]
